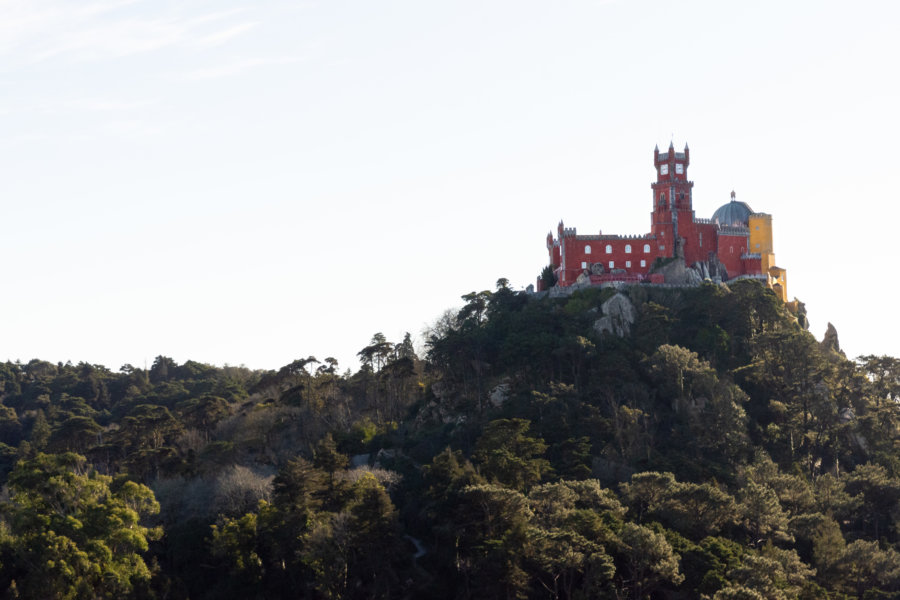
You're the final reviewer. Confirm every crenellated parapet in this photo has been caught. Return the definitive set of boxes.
[718,225,750,236]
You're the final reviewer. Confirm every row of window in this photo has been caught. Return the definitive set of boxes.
[581,260,647,269]
[584,244,651,254]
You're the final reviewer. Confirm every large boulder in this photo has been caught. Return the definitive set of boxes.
[594,293,636,337]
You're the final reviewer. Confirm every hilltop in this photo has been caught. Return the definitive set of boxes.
[0,279,899,599]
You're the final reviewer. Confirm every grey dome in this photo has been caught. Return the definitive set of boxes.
[712,192,754,227]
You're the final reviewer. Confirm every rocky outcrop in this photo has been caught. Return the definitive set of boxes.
[821,322,843,355]
[488,381,510,408]
[593,293,636,337]
[650,253,729,285]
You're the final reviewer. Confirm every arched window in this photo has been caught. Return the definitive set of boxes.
[584,245,591,254]
[730,246,734,254]
[660,193,666,205]
[625,244,632,254]
[605,244,612,254]
[643,244,650,253]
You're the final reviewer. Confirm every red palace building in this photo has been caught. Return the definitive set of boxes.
[541,142,788,301]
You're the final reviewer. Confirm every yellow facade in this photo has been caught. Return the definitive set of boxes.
[748,213,787,302]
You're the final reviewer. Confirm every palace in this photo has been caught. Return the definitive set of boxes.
[540,142,788,301]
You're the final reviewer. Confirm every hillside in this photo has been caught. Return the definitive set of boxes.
[1,279,899,599]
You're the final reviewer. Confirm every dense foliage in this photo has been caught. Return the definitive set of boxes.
[1,279,900,598]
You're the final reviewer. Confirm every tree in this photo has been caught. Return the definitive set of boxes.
[844,463,900,540]
[618,522,684,599]
[836,539,900,598]
[29,409,51,451]
[473,418,552,492]
[0,453,160,599]
[738,480,793,546]
[357,334,393,372]
[313,432,349,484]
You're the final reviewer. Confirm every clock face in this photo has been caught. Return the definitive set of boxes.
[660,164,669,175]
[675,163,684,174]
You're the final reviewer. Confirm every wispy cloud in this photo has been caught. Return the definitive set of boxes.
[182,56,306,80]
[34,97,157,114]
[194,21,260,48]
[0,0,256,64]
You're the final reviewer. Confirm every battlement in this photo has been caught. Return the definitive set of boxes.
[562,227,577,237]
[694,217,713,224]
[741,253,762,260]
[719,226,750,236]
[567,232,655,241]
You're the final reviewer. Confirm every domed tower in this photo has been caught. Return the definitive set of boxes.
[712,191,754,226]
[651,141,693,257]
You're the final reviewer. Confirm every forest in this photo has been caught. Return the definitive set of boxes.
[1,278,900,599]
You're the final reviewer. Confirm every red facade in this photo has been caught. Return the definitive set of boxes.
[542,143,766,289]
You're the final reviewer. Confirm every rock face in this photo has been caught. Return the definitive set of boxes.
[652,258,697,285]
[651,254,729,285]
[488,381,510,408]
[593,293,636,337]
[821,322,843,354]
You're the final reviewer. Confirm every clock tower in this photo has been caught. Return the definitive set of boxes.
[651,141,694,257]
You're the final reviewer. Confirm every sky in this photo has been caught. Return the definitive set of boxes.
[1,0,899,373]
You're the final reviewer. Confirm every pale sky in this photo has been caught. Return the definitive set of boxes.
[1,0,898,372]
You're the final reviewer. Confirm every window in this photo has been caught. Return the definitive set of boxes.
[643,244,650,253]
[756,243,760,249]
[605,244,612,254]
[660,193,666,204]
[626,260,631,268]
[659,245,665,251]
[640,260,646,267]
[730,246,734,254]
[625,244,632,254]
[585,245,591,254]
[581,262,587,269]
[609,261,614,269]
[699,233,703,247]
[660,231,665,237]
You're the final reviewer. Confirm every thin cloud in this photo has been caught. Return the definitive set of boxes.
[0,1,256,64]
[182,56,306,80]
[34,97,157,114]
[194,21,259,47]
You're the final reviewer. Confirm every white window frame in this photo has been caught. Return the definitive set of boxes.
[625,244,632,254]
[585,245,591,254]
